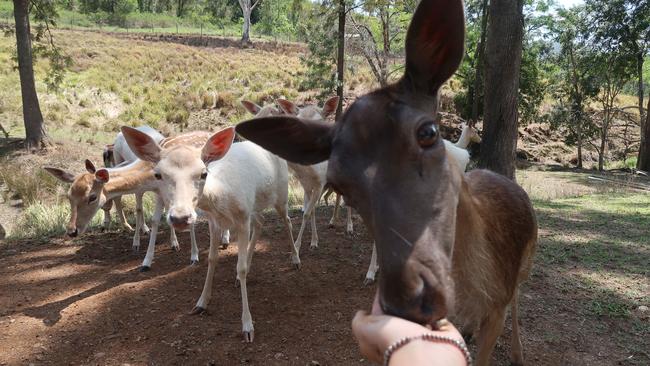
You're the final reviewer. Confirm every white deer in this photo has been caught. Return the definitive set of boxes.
[275,97,355,249]
[44,132,212,271]
[121,126,298,342]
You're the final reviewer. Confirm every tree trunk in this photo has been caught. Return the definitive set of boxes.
[241,7,251,44]
[637,51,645,123]
[636,51,647,171]
[470,0,489,123]
[335,0,345,120]
[477,0,524,180]
[177,0,185,17]
[576,119,583,169]
[598,126,607,171]
[13,0,45,151]
[637,97,650,172]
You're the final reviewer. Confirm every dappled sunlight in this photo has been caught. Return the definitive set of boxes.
[572,268,649,305]
[11,262,98,285]
[517,169,643,201]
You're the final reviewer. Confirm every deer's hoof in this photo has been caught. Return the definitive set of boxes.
[363,277,375,286]
[243,330,254,343]
[189,260,199,266]
[139,265,150,272]
[220,243,229,250]
[190,306,206,315]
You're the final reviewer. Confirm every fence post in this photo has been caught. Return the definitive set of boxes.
[200,23,203,40]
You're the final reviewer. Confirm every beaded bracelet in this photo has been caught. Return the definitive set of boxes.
[383,333,473,366]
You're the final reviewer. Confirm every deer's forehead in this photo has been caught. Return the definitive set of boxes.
[159,146,203,171]
[70,174,94,196]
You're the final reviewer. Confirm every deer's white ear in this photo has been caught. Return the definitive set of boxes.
[277,99,299,116]
[121,126,162,163]
[241,100,262,115]
[236,116,332,165]
[85,159,96,173]
[44,167,76,183]
[321,96,339,118]
[201,127,236,164]
[400,0,465,97]
[95,169,110,183]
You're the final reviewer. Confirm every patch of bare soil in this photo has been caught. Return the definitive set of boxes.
[0,207,646,365]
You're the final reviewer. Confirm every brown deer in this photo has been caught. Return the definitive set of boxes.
[235,0,537,364]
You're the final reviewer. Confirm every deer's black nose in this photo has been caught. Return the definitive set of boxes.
[67,229,78,238]
[169,215,191,226]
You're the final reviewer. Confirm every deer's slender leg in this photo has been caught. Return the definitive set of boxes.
[329,194,342,228]
[140,195,164,271]
[192,216,221,312]
[364,243,379,285]
[113,196,134,232]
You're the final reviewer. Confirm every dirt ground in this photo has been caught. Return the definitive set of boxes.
[0,206,647,366]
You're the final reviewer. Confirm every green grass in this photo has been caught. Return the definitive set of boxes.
[534,193,649,322]
[7,192,159,240]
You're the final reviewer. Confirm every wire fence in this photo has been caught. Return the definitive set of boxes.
[0,8,299,44]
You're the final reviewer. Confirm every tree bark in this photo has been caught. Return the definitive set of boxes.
[239,0,260,45]
[335,0,345,119]
[637,96,650,172]
[470,0,489,123]
[636,51,648,171]
[477,0,524,180]
[13,0,45,151]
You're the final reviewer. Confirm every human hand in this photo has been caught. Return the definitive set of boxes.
[352,292,466,365]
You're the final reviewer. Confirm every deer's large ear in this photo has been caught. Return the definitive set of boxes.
[202,127,236,164]
[241,100,262,115]
[95,169,110,184]
[321,96,339,118]
[121,126,162,163]
[236,116,332,165]
[85,159,96,173]
[43,167,76,183]
[276,99,299,116]
[400,0,465,97]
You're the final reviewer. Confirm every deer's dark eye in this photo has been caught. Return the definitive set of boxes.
[88,194,97,203]
[154,172,162,180]
[200,171,208,180]
[416,123,438,148]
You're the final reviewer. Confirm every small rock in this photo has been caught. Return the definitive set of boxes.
[274,353,284,360]
[638,305,648,312]
[311,361,321,366]
[94,352,105,359]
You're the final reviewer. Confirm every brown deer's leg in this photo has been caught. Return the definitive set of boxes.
[510,288,524,366]
[114,196,134,232]
[475,306,506,366]
[328,194,341,227]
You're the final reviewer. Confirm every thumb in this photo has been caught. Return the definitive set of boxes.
[352,310,384,363]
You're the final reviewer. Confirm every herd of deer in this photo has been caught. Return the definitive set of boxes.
[42,0,537,364]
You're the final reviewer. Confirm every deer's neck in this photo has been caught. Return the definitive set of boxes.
[103,160,156,198]
[455,128,471,149]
